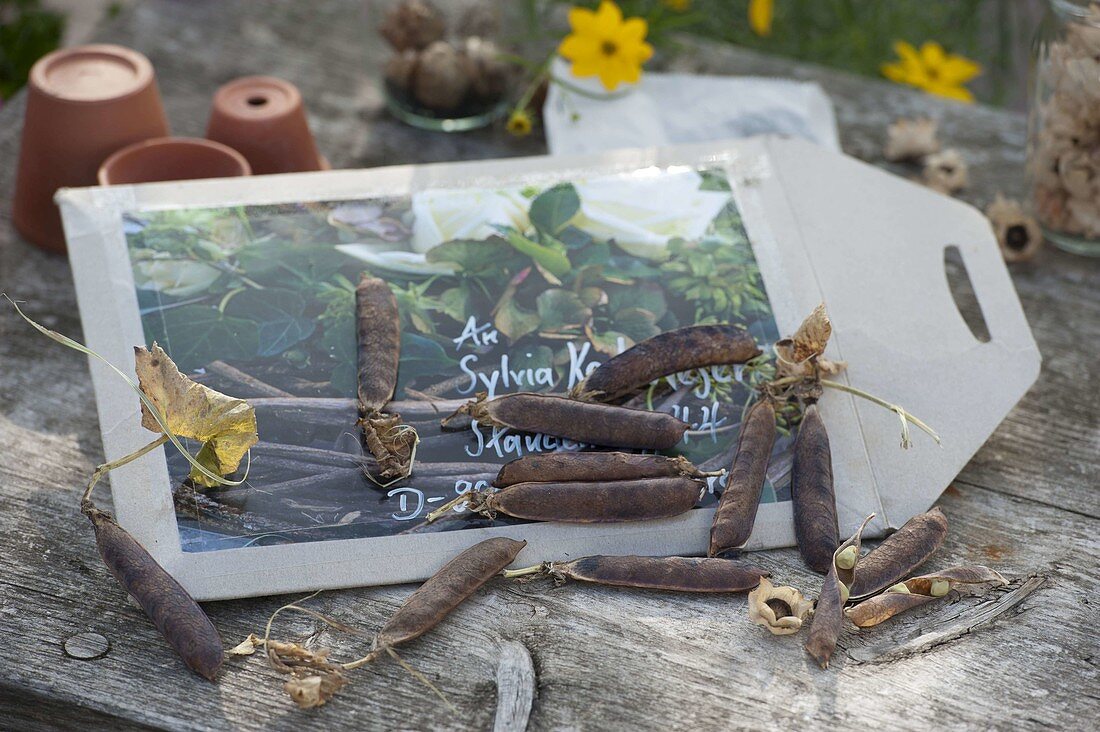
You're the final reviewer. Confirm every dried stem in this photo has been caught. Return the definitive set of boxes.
[425,491,475,523]
[818,379,940,447]
[82,435,169,507]
[501,563,548,579]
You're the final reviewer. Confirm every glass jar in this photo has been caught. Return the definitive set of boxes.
[1027,0,1100,257]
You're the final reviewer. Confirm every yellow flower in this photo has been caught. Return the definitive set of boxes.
[506,108,533,136]
[881,41,982,103]
[663,0,691,11]
[749,0,774,37]
[559,1,654,91]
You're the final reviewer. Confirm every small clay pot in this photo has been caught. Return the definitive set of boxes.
[12,44,170,253]
[205,76,327,174]
[98,137,251,185]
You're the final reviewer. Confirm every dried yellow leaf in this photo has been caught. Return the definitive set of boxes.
[134,343,258,487]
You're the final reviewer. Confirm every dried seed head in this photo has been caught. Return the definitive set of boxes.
[884,117,941,162]
[923,149,969,194]
[747,578,814,635]
[985,194,1044,263]
[835,545,858,570]
[413,41,472,111]
[929,579,951,597]
[886,582,911,594]
[378,0,445,51]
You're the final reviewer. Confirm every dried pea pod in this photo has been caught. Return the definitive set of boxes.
[572,325,761,402]
[506,555,766,593]
[747,578,815,635]
[373,538,527,652]
[849,507,948,599]
[444,392,689,451]
[708,398,777,557]
[791,402,839,573]
[356,274,417,480]
[804,514,874,669]
[494,451,706,488]
[442,477,703,524]
[85,505,223,680]
[846,565,1007,628]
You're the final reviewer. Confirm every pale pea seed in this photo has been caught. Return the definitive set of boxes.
[886,582,911,594]
[835,545,858,570]
[930,579,951,597]
[838,581,850,604]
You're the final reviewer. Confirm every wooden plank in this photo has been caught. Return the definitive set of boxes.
[0,481,1094,730]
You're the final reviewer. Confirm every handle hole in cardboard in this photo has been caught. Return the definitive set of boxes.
[944,245,991,343]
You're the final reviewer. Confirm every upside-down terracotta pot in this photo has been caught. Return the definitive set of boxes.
[97,137,251,186]
[205,76,327,175]
[12,44,169,253]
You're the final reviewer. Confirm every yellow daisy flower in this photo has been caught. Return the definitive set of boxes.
[749,0,774,37]
[881,41,982,103]
[559,1,654,91]
[506,108,533,137]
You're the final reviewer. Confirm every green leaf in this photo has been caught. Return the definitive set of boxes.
[603,255,662,281]
[438,285,473,323]
[587,329,631,356]
[223,288,315,357]
[613,307,661,342]
[143,305,259,372]
[578,286,608,308]
[321,304,356,395]
[557,225,594,250]
[236,241,347,283]
[528,183,580,235]
[536,289,591,333]
[570,240,611,269]
[499,229,572,278]
[608,282,668,321]
[395,333,458,396]
[426,238,521,277]
[495,297,541,342]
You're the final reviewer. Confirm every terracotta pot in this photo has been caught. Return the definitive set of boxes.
[98,137,251,185]
[205,76,327,175]
[12,44,169,253]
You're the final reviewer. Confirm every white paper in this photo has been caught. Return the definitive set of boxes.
[544,58,840,156]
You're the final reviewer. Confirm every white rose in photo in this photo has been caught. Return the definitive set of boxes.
[131,251,222,297]
[336,244,456,275]
[572,170,732,260]
[410,188,531,253]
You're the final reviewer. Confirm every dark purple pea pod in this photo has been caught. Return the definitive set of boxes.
[85,505,223,681]
[791,403,839,573]
[709,398,776,557]
[494,451,705,488]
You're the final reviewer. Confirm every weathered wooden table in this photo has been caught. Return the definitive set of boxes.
[1,2,1097,730]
